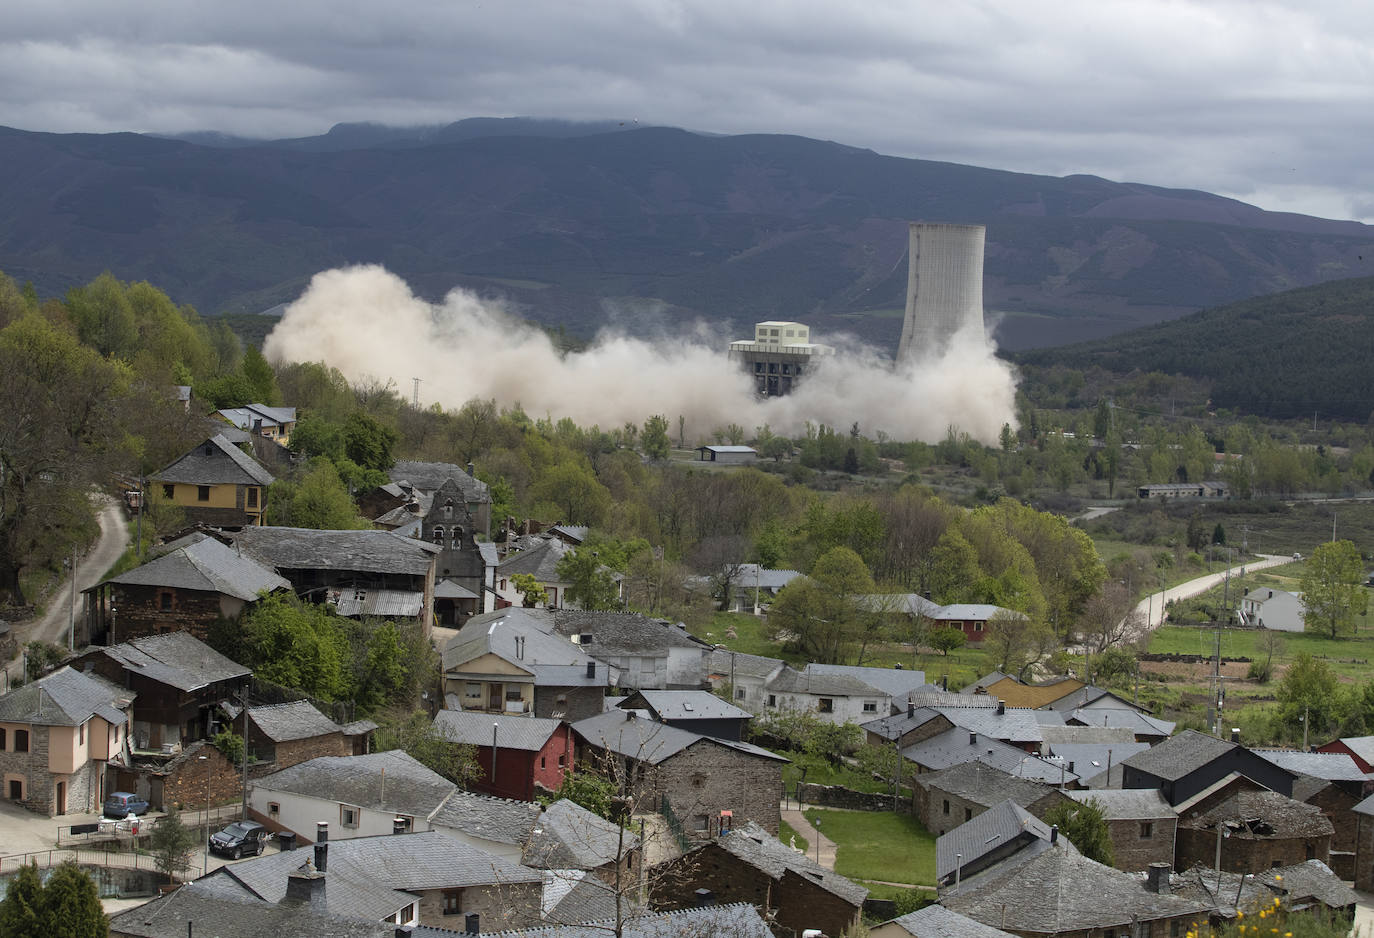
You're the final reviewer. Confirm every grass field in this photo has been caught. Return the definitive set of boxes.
[778,819,808,854]
[802,808,937,886]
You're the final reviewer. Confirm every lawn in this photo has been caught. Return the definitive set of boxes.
[803,808,937,886]
[781,749,907,797]
[778,819,808,854]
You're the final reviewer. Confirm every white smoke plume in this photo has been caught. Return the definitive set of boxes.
[262,265,1019,443]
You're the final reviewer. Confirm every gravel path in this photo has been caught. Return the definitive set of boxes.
[1125,553,1293,642]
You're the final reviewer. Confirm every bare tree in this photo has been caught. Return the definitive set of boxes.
[1077,581,1142,655]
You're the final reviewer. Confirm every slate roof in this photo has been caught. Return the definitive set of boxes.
[1038,725,1138,746]
[389,460,491,502]
[480,902,772,938]
[714,820,868,906]
[551,610,710,654]
[941,841,1211,934]
[430,790,543,846]
[1165,860,1357,919]
[498,538,571,580]
[1066,707,1175,736]
[1121,729,1241,780]
[434,579,480,600]
[937,799,1061,881]
[246,699,344,742]
[153,434,275,486]
[204,830,541,924]
[548,525,588,543]
[858,592,943,618]
[934,604,1016,621]
[434,709,563,752]
[802,663,927,699]
[916,761,1063,812]
[1045,742,1150,786]
[927,705,1044,745]
[705,648,784,681]
[1252,748,1368,782]
[1066,788,1173,820]
[1043,684,1131,712]
[218,404,297,431]
[443,609,606,687]
[254,750,454,819]
[229,526,439,575]
[618,690,751,722]
[539,868,622,925]
[102,533,291,599]
[880,904,1018,938]
[88,631,249,692]
[1180,789,1334,839]
[572,711,787,766]
[1257,859,1360,911]
[107,882,396,938]
[962,672,1011,694]
[522,799,635,870]
[731,563,803,591]
[909,689,1000,710]
[902,727,1077,784]
[0,666,132,727]
[764,665,887,698]
[1331,735,1374,765]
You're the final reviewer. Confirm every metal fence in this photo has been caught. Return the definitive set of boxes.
[659,794,692,853]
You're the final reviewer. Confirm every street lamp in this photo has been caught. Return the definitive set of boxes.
[813,817,821,865]
[198,754,210,875]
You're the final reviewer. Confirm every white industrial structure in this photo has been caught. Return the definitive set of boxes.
[897,222,986,363]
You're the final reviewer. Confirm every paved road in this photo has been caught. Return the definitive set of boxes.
[1125,553,1294,642]
[3,495,128,684]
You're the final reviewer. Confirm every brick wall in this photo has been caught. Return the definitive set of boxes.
[1176,827,1330,874]
[1104,816,1176,872]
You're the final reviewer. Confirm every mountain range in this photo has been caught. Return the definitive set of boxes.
[2,118,1372,351]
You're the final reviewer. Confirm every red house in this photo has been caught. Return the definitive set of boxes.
[434,710,573,801]
[1317,736,1374,773]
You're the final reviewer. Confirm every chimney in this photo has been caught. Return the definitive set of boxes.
[284,867,326,911]
[1147,862,1172,894]
[996,700,1006,715]
[1050,825,1058,844]
[625,709,634,722]
[586,661,596,679]
[464,913,480,934]
[313,841,328,874]
[466,462,475,477]
[1231,728,1240,743]
[693,888,715,907]
[393,817,408,835]
[1068,762,1075,774]
[396,927,416,938]
[907,698,915,718]
[969,732,977,745]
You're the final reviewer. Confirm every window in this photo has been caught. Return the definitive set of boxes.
[817,698,833,713]
[433,526,445,544]
[974,621,984,631]
[8,779,21,800]
[1271,859,1282,868]
[1140,924,1152,938]
[1171,922,1182,938]
[735,688,746,701]
[340,804,360,828]
[159,591,173,611]
[770,329,779,337]
[162,484,174,500]
[1305,842,1315,860]
[78,724,84,745]
[268,802,280,818]
[754,362,765,373]
[0,728,5,749]
[694,814,709,832]
[247,487,258,509]
[197,485,211,501]
[396,816,413,833]
[555,694,568,708]
[14,731,28,753]
[465,683,482,698]
[691,774,706,789]
[443,889,463,915]
[964,808,972,821]
[941,799,950,815]
[1140,821,1153,839]
[557,753,566,767]
[540,756,546,769]
[862,700,877,713]
[767,695,776,708]
[505,688,523,701]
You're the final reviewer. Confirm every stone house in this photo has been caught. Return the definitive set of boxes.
[71,630,250,751]
[494,535,624,610]
[940,840,1212,938]
[573,709,788,837]
[1121,729,1297,806]
[1062,707,1174,744]
[649,820,867,938]
[108,881,401,938]
[1254,747,1369,879]
[1175,785,1334,874]
[419,478,493,625]
[84,532,290,645]
[616,690,751,741]
[704,648,785,712]
[432,709,574,801]
[0,666,134,816]
[551,609,713,690]
[902,726,1078,786]
[914,760,1072,836]
[389,459,493,537]
[216,403,297,445]
[229,699,372,769]
[196,828,543,931]
[1066,788,1176,872]
[862,696,1000,748]
[872,905,1019,938]
[759,665,891,725]
[1351,791,1374,891]
[936,800,1069,888]
[150,434,274,527]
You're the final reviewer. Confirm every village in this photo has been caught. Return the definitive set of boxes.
[0,384,1368,938]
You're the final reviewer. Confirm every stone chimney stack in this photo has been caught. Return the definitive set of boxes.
[1147,862,1172,894]
[996,700,1006,715]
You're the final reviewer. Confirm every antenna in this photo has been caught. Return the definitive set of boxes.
[412,377,420,409]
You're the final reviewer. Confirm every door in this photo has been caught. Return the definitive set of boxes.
[56,781,66,815]
[8,779,21,800]
[488,683,503,711]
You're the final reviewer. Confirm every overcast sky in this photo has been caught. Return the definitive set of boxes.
[4,0,1373,221]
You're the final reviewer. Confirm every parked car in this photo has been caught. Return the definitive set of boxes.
[102,791,149,819]
[209,820,268,859]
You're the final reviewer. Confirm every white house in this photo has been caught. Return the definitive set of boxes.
[1241,588,1305,632]
[761,666,891,726]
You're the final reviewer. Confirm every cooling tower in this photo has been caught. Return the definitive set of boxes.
[896,222,986,363]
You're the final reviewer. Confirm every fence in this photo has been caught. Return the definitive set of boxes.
[659,795,692,853]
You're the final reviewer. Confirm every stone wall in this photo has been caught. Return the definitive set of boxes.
[0,725,53,814]
[1104,816,1176,873]
[1355,814,1374,892]
[111,585,225,643]
[797,782,910,814]
[158,742,244,811]
[415,882,542,931]
[534,686,604,722]
[263,732,350,770]
[650,741,783,837]
[915,783,1070,838]
[1176,827,1330,874]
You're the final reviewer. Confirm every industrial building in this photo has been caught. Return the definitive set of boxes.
[727,320,834,397]
[897,223,987,363]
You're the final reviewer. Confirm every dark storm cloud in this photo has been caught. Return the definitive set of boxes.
[2,0,1373,220]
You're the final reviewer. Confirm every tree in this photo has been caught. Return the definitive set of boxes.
[375,709,480,787]
[342,411,399,472]
[265,460,369,529]
[765,547,877,664]
[240,344,281,405]
[640,414,671,461]
[557,539,633,611]
[1212,523,1227,546]
[511,572,549,607]
[760,435,792,462]
[1091,646,1138,685]
[0,861,46,937]
[539,768,619,821]
[1274,652,1340,742]
[36,860,107,938]
[232,593,352,701]
[529,461,612,527]
[982,611,1052,679]
[1300,539,1367,638]
[927,626,966,656]
[1042,798,1114,866]
[1076,581,1140,654]
[148,809,199,882]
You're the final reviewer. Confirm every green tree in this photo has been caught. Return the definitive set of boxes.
[511,572,549,607]
[557,538,636,611]
[148,809,199,881]
[641,414,671,461]
[1300,539,1367,638]
[539,768,619,821]
[927,626,967,656]
[1274,652,1340,742]
[765,547,877,663]
[343,411,399,472]
[530,461,612,527]
[234,593,352,701]
[0,861,46,937]
[376,709,480,787]
[352,622,410,714]
[1042,798,1114,866]
[38,860,108,938]
[212,729,245,765]
[1212,523,1227,546]
[266,460,369,529]
[760,435,792,462]
[240,345,281,405]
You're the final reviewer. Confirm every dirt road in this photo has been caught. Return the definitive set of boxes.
[3,495,128,684]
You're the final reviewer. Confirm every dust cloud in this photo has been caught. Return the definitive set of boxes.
[262,265,1019,443]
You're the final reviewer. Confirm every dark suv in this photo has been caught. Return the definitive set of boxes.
[209,820,268,859]
[102,791,149,819]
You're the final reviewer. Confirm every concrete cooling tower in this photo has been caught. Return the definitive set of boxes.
[896,222,986,363]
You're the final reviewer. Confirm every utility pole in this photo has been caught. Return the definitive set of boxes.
[68,546,77,651]
[412,377,420,409]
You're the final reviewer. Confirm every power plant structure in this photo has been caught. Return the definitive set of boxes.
[727,320,834,397]
[896,222,986,363]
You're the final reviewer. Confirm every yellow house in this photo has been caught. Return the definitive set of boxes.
[0,666,134,816]
[150,434,275,527]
